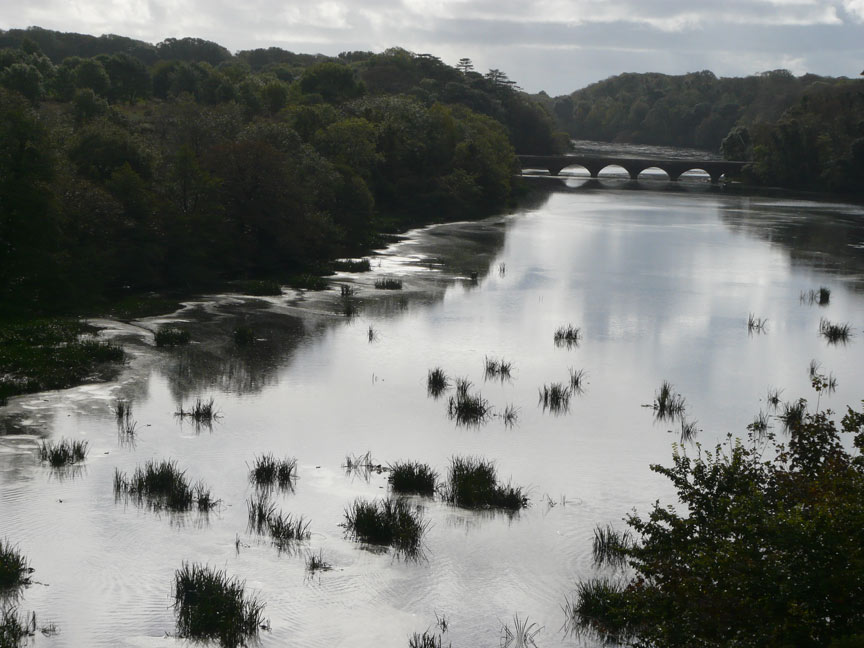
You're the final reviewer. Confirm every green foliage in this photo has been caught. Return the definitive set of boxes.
[343,497,428,558]
[299,62,364,103]
[571,395,864,647]
[114,459,217,512]
[441,456,528,510]
[0,539,31,590]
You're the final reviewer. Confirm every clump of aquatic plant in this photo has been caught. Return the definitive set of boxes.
[248,454,297,490]
[498,262,506,276]
[342,300,359,318]
[0,606,37,646]
[569,368,587,394]
[39,439,88,467]
[246,494,310,550]
[344,451,385,476]
[289,274,328,291]
[374,277,403,290]
[501,614,542,648]
[0,540,32,590]
[232,326,255,346]
[747,313,768,334]
[766,387,783,410]
[748,411,770,437]
[427,367,449,398]
[246,494,277,535]
[388,461,437,496]
[679,418,699,443]
[332,258,371,272]
[114,460,217,512]
[484,356,513,381]
[409,630,448,648]
[113,399,132,421]
[502,404,518,428]
[340,285,356,297]
[592,525,633,569]
[801,286,831,306]
[175,397,220,423]
[563,578,630,643]
[819,318,852,344]
[305,550,331,574]
[539,382,571,413]
[367,325,377,342]
[808,359,821,378]
[554,324,582,348]
[343,497,427,558]
[173,562,266,647]
[652,380,686,421]
[778,399,806,433]
[440,456,528,510]
[447,386,492,426]
[154,326,190,347]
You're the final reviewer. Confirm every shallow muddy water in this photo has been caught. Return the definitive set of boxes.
[2,182,864,647]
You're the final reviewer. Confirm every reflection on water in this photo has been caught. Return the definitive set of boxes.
[1,187,864,647]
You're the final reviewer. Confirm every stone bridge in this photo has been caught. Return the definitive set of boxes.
[518,155,747,184]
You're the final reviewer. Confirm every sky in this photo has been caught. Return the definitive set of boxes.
[2,0,863,95]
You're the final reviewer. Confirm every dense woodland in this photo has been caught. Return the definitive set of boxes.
[541,69,864,191]
[0,27,565,316]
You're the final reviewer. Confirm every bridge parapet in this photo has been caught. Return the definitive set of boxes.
[518,154,747,184]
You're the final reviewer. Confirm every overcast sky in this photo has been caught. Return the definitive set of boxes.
[2,0,863,94]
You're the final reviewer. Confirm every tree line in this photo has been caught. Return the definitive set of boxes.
[0,28,567,317]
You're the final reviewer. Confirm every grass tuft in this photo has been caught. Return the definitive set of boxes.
[801,286,831,306]
[39,439,88,467]
[501,613,541,648]
[289,274,328,291]
[0,606,37,646]
[305,549,332,574]
[679,418,699,443]
[569,368,588,394]
[154,326,190,347]
[114,460,217,512]
[747,313,768,334]
[249,454,297,490]
[374,278,403,290]
[502,404,518,428]
[766,387,783,410]
[246,494,310,550]
[819,318,852,344]
[484,356,513,381]
[592,525,632,569]
[554,324,582,348]
[343,497,427,558]
[0,540,32,590]
[563,578,630,643]
[748,411,770,437]
[388,461,437,496]
[340,285,356,297]
[652,380,686,421]
[175,397,219,423]
[778,399,806,433]
[539,382,571,413]
[332,258,371,273]
[409,631,448,648]
[447,385,492,426]
[440,456,528,510]
[427,368,449,398]
[173,562,266,647]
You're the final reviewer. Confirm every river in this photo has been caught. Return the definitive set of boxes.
[2,178,863,647]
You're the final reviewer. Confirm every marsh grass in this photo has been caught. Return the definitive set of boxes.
[427,368,449,398]
[778,399,806,433]
[819,318,852,344]
[332,259,371,273]
[289,274,328,291]
[232,326,255,346]
[246,495,310,551]
[305,550,331,574]
[39,439,88,467]
[113,399,132,421]
[501,614,542,648]
[498,263,506,276]
[652,381,686,421]
[344,451,385,476]
[569,368,587,394]
[484,356,513,381]
[0,318,125,405]
[248,454,297,490]
[340,285,356,297]
[246,494,276,535]
[502,404,518,428]
[343,497,427,558]
[801,286,831,306]
[114,460,217,512]
[388,461,437,496]
[409,631,448,648]
[368,325,377,342]
[554,324,582,348]
[0,540,32,590]
[539,383,571,413]
[747,313,768,334]
[375,278,403,290]
[154,326,190,347]
[563,578,630,643]
[592,525,632,569]
[679,418,699,443]
[440,456,528,510]
[749,411,770,437]
[342,300,359,318]
[173,562,266,647]
[447,387,492,426]
[0,606,36,646]
[766,387,783,410]
[175,397,220,423]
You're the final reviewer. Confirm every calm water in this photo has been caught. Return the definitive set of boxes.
[2,182,864,647]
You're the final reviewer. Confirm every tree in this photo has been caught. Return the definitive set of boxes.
[457,58,474,73]
[299,62,364,104]
[570,380,864,648]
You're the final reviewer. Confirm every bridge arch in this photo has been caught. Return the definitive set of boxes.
[636,166,671,181]
[558,163,592,177]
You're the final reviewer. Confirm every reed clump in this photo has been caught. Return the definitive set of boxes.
[409,630,449,648]
[175,397,219,423]
[747,313,768,334]
[563,578,629,643]
[246,494,310,550]
[440,456,528,510]
[501,614,541,648]
[114,460,217,512]
[0,606,37,646]
[374,278,403,290]
[801,286,831,306]
[539,382,571,413]
[778,399,806,433]
[427,367,449,398]
[447,381,492,426]
[484,356,513,381]
[39,439,88,467]
[652,381,686,421]
[554,324,582,348]
[0,540,32,590]
[173,562,266,648]
[289,274,328,291]
[592,525,633,569]
[332,258,371,273]
[343,497,427,558]
[388,461,437,496]
[305,550,332,574]
[248,454,297,490]
[569,368,587,394]
[819,318,852,344]
[154,326,190,347]
[502,404,518,428]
